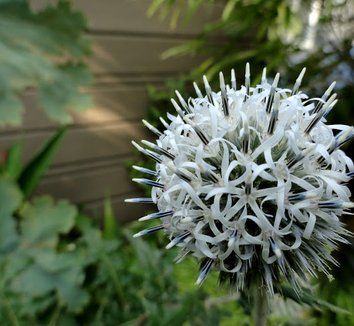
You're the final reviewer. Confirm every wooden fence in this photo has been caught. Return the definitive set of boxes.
[0,0,220,221]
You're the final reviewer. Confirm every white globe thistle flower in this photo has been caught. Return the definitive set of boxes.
[126,64,353,294]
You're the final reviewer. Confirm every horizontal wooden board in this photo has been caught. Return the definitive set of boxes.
[31,0,221,36]
[35,161,152,222]
[89,35,203,74]
[2,83,155,133]
[0,120,150,166]
[36,160,137,203]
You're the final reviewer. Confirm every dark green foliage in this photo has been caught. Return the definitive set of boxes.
[0,0,92,126]
[147,0,353,128]
[0,140,230,324]
[0,180,228,324]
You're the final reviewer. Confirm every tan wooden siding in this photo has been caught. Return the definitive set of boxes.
[89,35,203,74]
[1,0,220,220]
[34,0,221,36]
[7,80,163,132]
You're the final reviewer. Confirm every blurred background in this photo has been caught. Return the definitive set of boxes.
[0,0,353,325]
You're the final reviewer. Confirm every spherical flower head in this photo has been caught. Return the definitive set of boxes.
[126,64,353,294]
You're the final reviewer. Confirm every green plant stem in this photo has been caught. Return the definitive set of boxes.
[252,284,268,326]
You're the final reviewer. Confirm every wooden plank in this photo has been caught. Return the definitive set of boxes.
[3,83,154,132]
[0,121,150,166]
[36,161,137,203]
[89,35,202,74]
[35,161,152,222]
[31,0,221,36]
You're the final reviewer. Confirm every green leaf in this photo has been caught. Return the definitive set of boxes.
[102,196,118,240]
[0,1,92,125]
[38,63,93,123]
[18,127,66,198]
[6,196,89,314]
[20,196,76,247]
[0,91,23,126]
[11,260,89,313]
[222,0,237,21]
[161,39,204,59]
[147,0,165,18]
[0,177,21,254]
[4,143,22,179]
[0,177,22,217]
[280,284,350,315]
[0,215,17,254]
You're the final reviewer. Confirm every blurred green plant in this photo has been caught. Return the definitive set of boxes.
[0,131,236,325]
[146,0,353,127]
[0,0,92,126]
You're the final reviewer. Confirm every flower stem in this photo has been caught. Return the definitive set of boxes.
[252,284,268,326]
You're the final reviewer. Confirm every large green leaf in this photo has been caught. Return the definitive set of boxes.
[18,127,66,198]
[0,177,21,255]
[0,177,21,216]
[20,196,76,247]
[8,196,89,313]
[11,257,89,312]
[0,0,92,126]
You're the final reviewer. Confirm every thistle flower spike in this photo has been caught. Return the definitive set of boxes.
[203,75,214,105]
[128,64,353,295]
[171,98,185,118]
[313,81,336,113]
[328,127,354,153]
[125,198,154,204]
[266,73,280,113]
[231,68,237,90]
[132,165,158,176]
[323,81,336,99]
[133,225,165,238]
[219,72,229,116]
[175,90,191,114]
[267,92,280,134]
[305,94,337,134]
[131,141,162,163]
[166,231,191,249]
[245,62,250,96]
[261,67,267,84]
[132,178,164,188]
[196,259,214,286]
[193,82,203,98]
[141,140,175,160]
[159,117,170,129]
[142,119,162,136]
[291,67,306,95]
[139,210,173,221]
